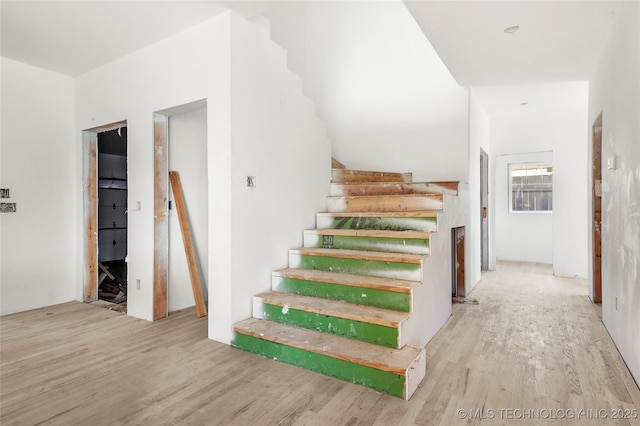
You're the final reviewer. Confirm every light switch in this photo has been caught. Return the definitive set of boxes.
[607,156,616,171]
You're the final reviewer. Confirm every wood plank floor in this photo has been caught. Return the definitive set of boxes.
[2,261,639,425]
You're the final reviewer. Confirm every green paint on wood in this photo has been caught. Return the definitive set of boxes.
[260,303,399,348]
[297,255,421,281]
[276,277,411,312]
[330,216,437,233]
[232,332,406,398]
[317,234,429,255]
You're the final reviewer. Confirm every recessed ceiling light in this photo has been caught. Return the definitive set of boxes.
[504,25,520,34]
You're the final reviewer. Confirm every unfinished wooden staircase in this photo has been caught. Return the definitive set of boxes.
[232,167,458,399]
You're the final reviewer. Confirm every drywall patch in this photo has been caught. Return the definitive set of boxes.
[602,157,640,320]
[620,168,640,285]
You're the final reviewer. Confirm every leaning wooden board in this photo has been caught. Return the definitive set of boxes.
[169,171,207,318]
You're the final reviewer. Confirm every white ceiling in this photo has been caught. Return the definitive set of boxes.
[1,1,623,116]
[404,0,623,116]
[0,1,275,77]
[404,0,621,87]
[471,81,589,116]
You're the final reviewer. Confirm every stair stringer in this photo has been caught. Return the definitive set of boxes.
[401,183,469,348]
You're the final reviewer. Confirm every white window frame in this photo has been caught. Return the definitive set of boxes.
[508,162,553,214]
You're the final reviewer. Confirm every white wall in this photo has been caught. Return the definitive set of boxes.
[264,0,469,182]
[229,14,331,338]
[495,151,554,264]
[490,105,588,276]
[588,1,640,386]
[0,58,76,315]
[75,12,330,343]
[75,13,232,323]
[404,185,469,347]
[168,105,208,312]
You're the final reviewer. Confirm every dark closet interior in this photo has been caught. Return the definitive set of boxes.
[97,128,127,304]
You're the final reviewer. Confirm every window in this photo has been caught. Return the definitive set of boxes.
[509,163,553,212]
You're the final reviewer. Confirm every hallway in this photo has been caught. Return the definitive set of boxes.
[1,262,638,425]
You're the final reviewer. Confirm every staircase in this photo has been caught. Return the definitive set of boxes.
[232,167,458,400]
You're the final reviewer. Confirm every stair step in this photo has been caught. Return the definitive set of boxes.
[253,291,409,348]
[303,229,430,255]
[232,318,426,399]
[272,268,417,312]
[316,211,438,233]
[330,181,458,196]
[327,194,443,213]
[331,169,412,184]
[289,248,424,281]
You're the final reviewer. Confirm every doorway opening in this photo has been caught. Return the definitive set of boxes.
[480,149,489,270]
[452,226,465,297]
[153,100,208,320]
[83,120,128,308]
[97,128,128,304]
[592,113,603,303]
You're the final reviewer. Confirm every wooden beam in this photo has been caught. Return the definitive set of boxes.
[83,131,98,302]
[153,114,169,320]
[169,171,207,318]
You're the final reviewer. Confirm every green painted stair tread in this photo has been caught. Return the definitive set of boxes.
[289,248,424,281]
[290,247,426,263]
[272,268,416,312]
[232,318,424,376]
[330,181,459,196]
[327,194,444,213]
[331,169,412,184]
[273,268,419,292]
[254,292,405,348]
[303,229,430,255]
[304,228,431,239]
[232,318,426,399]
[316,211,439,233]
[254,291,409,329]
[318,211,438,218]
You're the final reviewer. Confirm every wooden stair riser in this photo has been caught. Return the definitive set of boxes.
[327,194,443,213]
[331,169,412,183]
[316,213,438,233]
[272,275,412,312]
[289,252,423,282]
[304,231,430,255]
[232,332,415,399]
[330,182,458,196]
[253,299,402,348]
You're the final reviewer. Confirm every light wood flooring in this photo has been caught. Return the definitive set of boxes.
[2,262,639,425]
